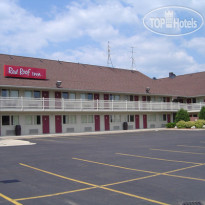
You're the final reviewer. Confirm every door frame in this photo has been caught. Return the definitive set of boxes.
[55,115,62,133]
[104,115,110,131]
[42,115,50,134]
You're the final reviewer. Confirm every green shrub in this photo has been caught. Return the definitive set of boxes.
[176,120,186,128]
[185,121,195,128]
[199,106,205,120]
[195,120,204,128]
[175,109,190,123]
[166,122,176,128]
[197,119,205,125]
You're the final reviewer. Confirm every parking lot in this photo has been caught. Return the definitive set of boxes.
[0,130,205,205]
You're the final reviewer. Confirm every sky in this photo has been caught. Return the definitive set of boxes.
[0,0,205,78]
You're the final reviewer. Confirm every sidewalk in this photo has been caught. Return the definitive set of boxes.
[1,128,205,141]
[0,128,169,140]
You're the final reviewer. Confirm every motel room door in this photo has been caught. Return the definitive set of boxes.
[42,115,50,134]
[167,114,171,123]
[143,115,147,129]
[55,91,61,109]
[135,115,140,129]
[95,115,100,131]
[42,91,49,109]
[104,115,110,131]
[55,115,62,133]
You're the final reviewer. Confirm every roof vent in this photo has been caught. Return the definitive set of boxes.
[169,72,176,79]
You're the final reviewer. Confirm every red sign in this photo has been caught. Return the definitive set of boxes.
[4,65,46,80]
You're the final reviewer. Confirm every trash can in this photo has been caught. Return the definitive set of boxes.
[123,122,128,130]
[15,125,21,136]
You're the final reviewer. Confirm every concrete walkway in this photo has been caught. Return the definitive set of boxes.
[0,128,168,141]
[1,128,205,140]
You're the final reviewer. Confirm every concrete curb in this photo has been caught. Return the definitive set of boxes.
[0,128,205,141]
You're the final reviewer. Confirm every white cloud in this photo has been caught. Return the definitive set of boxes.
[182,37,205,55]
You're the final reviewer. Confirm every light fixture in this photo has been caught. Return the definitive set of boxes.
[146,87,150,93]
[56,81,62,88]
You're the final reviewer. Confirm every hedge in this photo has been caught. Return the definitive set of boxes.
[174,120,205,129]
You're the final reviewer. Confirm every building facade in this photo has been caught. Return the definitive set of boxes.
[0,54,204,136]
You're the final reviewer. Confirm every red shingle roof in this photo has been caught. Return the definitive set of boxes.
[0,54,204,97]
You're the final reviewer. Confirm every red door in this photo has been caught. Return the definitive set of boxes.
[104,115,110,131]
[55,115,62,133]
[95,115,100,131]
[134,96,139,101]
[104,94,109,109]
[167,97,170,102]
[142,96,146,101]
[135,115,140,129]
[42,116,50,134]
[187,98,191,104]
[143,115,147,129]
[167,114,171,123]
[42,91,49,109]
[94,94,100,100]
[104,94,109,100]
[55,92,61,109]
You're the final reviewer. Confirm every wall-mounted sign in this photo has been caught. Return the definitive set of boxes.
[4,65,46,80]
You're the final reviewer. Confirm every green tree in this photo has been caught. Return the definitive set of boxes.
[175,108,190,123]
[199,106,205,120]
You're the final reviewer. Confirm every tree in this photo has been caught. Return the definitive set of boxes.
[199,106,205,120]
[175,108,190,123]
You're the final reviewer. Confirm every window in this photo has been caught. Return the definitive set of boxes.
[2,116,10,125]
[11,116,19,125]
[63,115,76,124]
[127,115,134,122]
[34,116,41,125]
[10,90,19,97]
[159,114,167,121]
[88,93,93,100]
[34,91,40,98]
[110,115,121,123]
[163,114,167,121]
[69,115,76,124]
[81,115,93,123]
[130,95,134,101]
[1,89,19,97]
[2,115,19,125]
[2,89,9,97]
[25,116,33,125]
[24,91,32,98]
[69,93,76,99]
[87,115,93,123]
[114,95,120,101]
[80,94,86,100]
[148,114,156,122]
[81,115,87,123]
[62,92,68,99]
[147,96,151,102]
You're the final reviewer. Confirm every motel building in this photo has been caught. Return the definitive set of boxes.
[0,54,205,136]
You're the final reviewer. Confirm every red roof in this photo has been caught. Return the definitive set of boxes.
[0,54,204,97]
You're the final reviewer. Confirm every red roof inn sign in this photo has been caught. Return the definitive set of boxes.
[4,65,46,80]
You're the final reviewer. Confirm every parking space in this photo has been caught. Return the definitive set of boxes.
[0,130,205,205]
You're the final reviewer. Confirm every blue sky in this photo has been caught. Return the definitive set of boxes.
[0,0,205,78]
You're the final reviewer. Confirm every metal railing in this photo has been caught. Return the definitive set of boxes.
[0,97,204,112]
